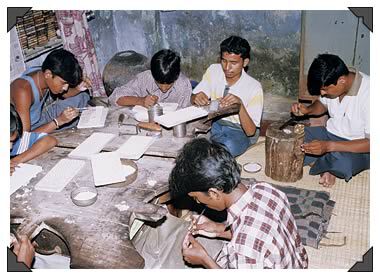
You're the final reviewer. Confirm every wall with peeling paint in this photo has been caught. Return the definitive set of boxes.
[88,10,301,98]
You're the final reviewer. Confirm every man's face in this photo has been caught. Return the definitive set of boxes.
[157,82,174,93]
[45,70,69,94]
[320,77,346,99]
[220,52,248,81]
[188,191,224,211]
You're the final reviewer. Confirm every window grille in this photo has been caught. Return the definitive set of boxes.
[15,10,62,60]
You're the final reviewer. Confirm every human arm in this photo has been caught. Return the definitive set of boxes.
[32,107,79,133]
[12,235,35,268]
[191,92,210,106]
[291,100,327,116]
[11,80,33,132]
[116,95,158,108]
[11,80,79,133]
[109,72,158,107]
[190,214,232,239]
[302,138,370,155]
[182,233,221,268]
[10,161,18,176]
[62,76,92,99]
[11,134,57,166]
[219,93,256,136]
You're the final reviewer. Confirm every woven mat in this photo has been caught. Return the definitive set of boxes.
[237,137,370,269]
[242,177,335,249]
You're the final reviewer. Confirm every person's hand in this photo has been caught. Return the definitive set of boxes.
[219,93,242,108]
[143,95,159,108]
[76,76,92,92]
[56,107,80,126]
[10,161,18,176]
[12,235,36,268]
[192,92,210,106]
[301,140,330,155]
[189,214,225,238]
[291,102,309,116]
[182,233,210,266]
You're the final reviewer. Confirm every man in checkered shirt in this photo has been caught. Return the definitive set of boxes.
[169,138,308,269]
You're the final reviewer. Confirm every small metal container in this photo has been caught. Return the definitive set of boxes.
[243,162,262,173]
[148,104,163,123]
[209,99,220,112]
[71,187,98,207]
[173,123,187,138]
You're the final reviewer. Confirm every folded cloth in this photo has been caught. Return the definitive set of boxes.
[243,178,335,249]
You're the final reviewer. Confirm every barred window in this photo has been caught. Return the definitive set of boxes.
[15,10,62,61]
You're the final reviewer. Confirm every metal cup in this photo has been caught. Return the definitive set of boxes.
[209,99,220,112]
[148,104,163,123]
[173,123,187,138]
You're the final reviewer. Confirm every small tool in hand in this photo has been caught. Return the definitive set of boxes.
[189,208,206,233]
[76,107,90,113]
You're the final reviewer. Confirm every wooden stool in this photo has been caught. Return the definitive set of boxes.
[265,122,305,182]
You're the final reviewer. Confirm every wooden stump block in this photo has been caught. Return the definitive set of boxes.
[265,122,305,182]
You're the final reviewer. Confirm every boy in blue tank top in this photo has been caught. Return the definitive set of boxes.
[10,49,91,133]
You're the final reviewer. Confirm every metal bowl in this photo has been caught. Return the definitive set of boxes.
[243,162,262,174]
[71,187,98,207]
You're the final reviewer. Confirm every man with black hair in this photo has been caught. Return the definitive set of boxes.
[191,35,263,157]
[10,104,57,175]
[169,138,308,269]
[291,54,370,187]
[109,49,192,108]
[10,49,91,133]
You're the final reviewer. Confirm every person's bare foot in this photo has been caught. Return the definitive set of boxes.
[319,172,336,188]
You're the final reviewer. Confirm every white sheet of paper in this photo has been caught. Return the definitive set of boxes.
[91,152,126,186]
[10,163,43,195]
[68,132,116,160]
[116,135,156,160]
[77,106,108,129]
[34,159,85,192]
[155,106,208,128]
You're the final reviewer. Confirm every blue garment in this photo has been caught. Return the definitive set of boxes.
[210,119,260,157]
[19,67,48,127]
[11,131,47,156]
[33,92,90,131]
[304,126,370,181]
[19,67,90,131]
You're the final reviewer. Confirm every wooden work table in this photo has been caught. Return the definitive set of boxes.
[10,147,175,268]
[52,106,202,158]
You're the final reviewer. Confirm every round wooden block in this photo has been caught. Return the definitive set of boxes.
[265,122,305,182]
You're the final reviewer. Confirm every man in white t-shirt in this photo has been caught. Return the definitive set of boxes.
[291,54,370,187]
[191,36,263,157]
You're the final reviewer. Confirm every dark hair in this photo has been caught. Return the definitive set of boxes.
[307,54,349,95]
[220,35,251,60]
[10,104,23,138]
[150,49,180,84]
[169,138,241,199]
[42,49,83,87]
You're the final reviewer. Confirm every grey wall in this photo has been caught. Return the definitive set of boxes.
[88,10,301,98]
[303,10,370,75]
